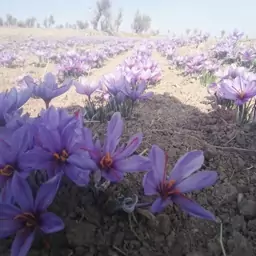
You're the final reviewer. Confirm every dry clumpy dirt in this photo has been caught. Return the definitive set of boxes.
[1,45,256,256]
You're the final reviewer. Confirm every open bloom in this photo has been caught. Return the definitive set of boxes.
[82,112,150,182]
[219,76,256,105]
[0,173,64,256]
[73,77,100,99]
[143,145,217,220]
[0,87,32,127]
[0,126,34,202]
[121,81,153,101]
[20,110,96,185]
[24,72,72,108]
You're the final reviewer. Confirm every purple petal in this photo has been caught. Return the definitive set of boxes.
[106,112,123,153]
[170,151,204,182]
[64,165,90,186]
[0,219,22,238]
[11,173,34,212]
[114,155,149,173]
[151,197,171,213]
[19,147,53,172]
[101,168,124,182]
[114,133,143,160]
[148,145,166,184]
[34,174,62,212]
[0,203,21,219]
[175,171,218,193]
[39,212,64,234]
[11,229,35,256]
[172,195,216,221]
[67,152,96,170]
[142,171,158,196]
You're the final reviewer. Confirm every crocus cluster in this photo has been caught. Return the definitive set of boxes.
[56,41,133,80]
[0,39,219,256]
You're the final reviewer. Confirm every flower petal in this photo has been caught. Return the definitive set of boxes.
[0,219,22,239]
[106,112,123,154]
[142,171,158,196]
[64,165,91,186]
[170,150,204,182]
[151,197,171,213]
[19,147,53,172]
[0,203,21,219]
[114,133,143,160]
[34,173,62,212]
[114,155,149,173]
[175,171,218,193]
[172,195,216,221]
[11,173,34,212]
[67,152,97,170]
[39,212,64,234]
[11,229,35,256]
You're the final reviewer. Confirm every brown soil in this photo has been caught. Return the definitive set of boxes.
[1,46,256,256]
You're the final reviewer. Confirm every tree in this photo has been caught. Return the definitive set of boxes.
[25,17,36,28]
[186,29,191,35]
[114,8,122,32]
[221,30,226,38]
[131,10,151,34]
[76,20,89,30]
[91,0,111,30]
[0,17,3,26]
[43,18,48,28]
[48,15,55,27]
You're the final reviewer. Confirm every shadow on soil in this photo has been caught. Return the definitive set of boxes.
[1,93,256,256]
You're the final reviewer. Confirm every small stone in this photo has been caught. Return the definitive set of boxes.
[156,214,171,235]
[113,232,124,246]
[238,199,256,219]
[139,247,151,256]
[247,219,256,231]
[231,215,246,231]
[186,252,204,256]
[166,231,176,247]
[75,246,86,256]
[214,183,238,203]
[208,240,221,256]
[66,221,96,246]
[227,231,253,256]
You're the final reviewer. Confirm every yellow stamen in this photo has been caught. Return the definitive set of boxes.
[100,152,113,169]
[0,165,14,176]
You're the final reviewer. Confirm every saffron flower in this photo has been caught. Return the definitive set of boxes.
[21,109,96,185]
[121,81,153,101]
[0,87,32,126]
[82,112,150,182]
[0,173,64,256]
[73,77,100,99]
[24,72,72,109]
[219,76,256,105]
[0,126,33,202]
[143,145,217,220]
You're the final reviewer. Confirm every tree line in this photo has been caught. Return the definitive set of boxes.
[0,0,156,34]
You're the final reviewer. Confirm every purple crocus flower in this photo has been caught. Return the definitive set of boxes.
[102,72,126,96]
[0,87,32,127]
[219,76,256,105]
[73,77,100,99]
[0,173,64,256]
[143,145,217,220]
[121,81,153,101]
[0,126,33,202]
[20,108,96,185]
[82,112,150,182]
[24,73,72,109]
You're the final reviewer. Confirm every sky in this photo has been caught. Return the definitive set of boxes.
[0,0,255,37]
